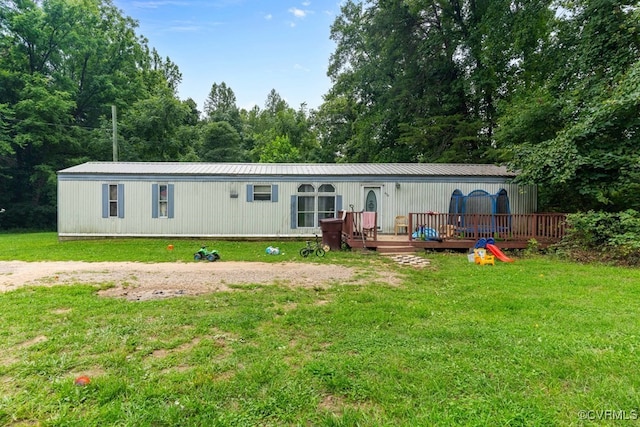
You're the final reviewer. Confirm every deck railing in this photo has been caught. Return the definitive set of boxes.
[340,211,567,243]
[408,212,567,242]
[341,210,377,241]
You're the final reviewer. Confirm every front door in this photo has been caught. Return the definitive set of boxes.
[363,186,381,229]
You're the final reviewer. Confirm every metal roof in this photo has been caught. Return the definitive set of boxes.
[58,162,516,177]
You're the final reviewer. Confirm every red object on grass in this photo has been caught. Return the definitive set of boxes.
[485,243,514,262]
[74,375,91,386]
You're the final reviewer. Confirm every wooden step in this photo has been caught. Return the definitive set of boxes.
[376,245,420,254]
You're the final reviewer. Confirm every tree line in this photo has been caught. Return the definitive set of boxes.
[0,0,638,229]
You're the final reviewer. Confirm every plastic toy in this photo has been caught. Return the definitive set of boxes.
[194,246,220,262]
[471,238,514,263]
[474,248,495,266]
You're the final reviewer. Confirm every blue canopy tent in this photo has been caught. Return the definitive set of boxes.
[448,189,511,234]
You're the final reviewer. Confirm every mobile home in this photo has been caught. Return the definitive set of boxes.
[57,162,536,239]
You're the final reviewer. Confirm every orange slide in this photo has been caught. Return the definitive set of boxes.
[485,243,514,262]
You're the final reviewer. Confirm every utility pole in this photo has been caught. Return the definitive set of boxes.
[111,105,118,161]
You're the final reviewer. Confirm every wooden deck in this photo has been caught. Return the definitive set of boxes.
[340,212,567,253]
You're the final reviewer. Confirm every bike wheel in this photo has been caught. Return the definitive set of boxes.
[206,254,215,262]
[194,253,203,261]
[315,247,326,257]
[299,248,310,257]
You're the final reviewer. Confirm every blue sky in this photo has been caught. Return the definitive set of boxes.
[112,0,340,113]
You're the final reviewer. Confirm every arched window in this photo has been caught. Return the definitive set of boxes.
[297,183,337,227]
[298,184,315,192]
[318,184,335,193]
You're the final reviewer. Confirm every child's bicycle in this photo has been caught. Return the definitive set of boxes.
[299,234,326,257]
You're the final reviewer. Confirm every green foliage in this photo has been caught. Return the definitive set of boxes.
[245,93,319,162]
[198,121,246,162]
[559,210,640,264]
[499,1,640,211]
[203,82,241,132]
[122,88,193,161]
[0,0,186,227]
[253,134,300,163]
[398,115,485,163]
[325,0,556,163]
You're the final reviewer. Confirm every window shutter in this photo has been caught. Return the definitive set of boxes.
[152,184,159,218]
[336,195,343,216]
[272,184,278,202]
[290,195,297,229]
[168,184,175,218]
[102,184,109,218]
[117,184,125,218]
[246,184,253,202]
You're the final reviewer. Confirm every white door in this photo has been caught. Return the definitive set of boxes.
[363,186,381,229]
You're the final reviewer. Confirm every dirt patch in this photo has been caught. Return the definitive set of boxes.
[0,260,398,301]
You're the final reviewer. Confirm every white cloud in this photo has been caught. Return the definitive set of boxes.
[264,13,273,20]
[294,64,310,72]
[288,7,307,18]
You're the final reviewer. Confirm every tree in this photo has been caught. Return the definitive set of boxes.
[498,1,640,211]
[148,48,182,95]
[254,135,301,163]
[506,60,640,211]
[310,95,356,162]
[0,0,186,227]
[203,82,240,129]
[198,121,245,162]
[248,91,318,162]
[264,89,288,115]
[122,87,192,161]
[324,0,554,163]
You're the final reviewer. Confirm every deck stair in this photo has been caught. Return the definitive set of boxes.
[375,245,419,254]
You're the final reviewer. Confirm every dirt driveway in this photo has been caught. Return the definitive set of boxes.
[0,260,397,301]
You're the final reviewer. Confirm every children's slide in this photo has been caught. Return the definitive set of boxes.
[485,243,514,262]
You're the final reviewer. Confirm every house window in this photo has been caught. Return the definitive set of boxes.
[109,184,118,217]
[152,183,174,219]
[296,184,337,227]
[253,185,273,201]
[246,184,278,203]
[103,183,124,218]
[318,184,336,221]
[297,184,316,227]
[158,184,168,218]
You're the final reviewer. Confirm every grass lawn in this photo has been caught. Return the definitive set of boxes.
[1,233,640,426]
